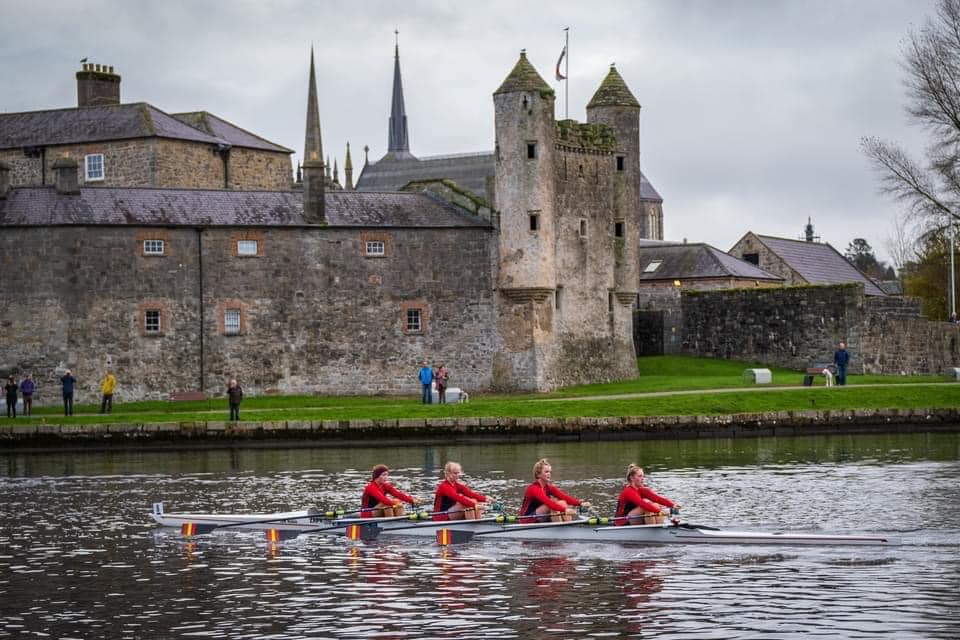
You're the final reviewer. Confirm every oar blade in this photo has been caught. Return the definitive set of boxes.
[181,522,218,536]
[345,523,380,541]
[265,528,302,542]
[436,528,475,546]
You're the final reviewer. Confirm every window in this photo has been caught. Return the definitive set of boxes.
[579,219,588,237]
[616,156,625,171]
[224,309,241,335]
[555,286,562,310]
[615,222,624,238]
[143,239,165,255]
[406,308,422,332]
[365,240,385,256]
[643,260,662,273]
[743,253,760,265]
[237,240,258,256]
[527,142,537,159]
[145,309,161,334]
[529,213,539,231]
[84,154,104,181]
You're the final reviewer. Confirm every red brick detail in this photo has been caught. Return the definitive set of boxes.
[137,300,169,336]
[400,300,429,334]
[230,230,265,257]
[136,230,171,257]
[360,231,391,257]
[215,299,248,335]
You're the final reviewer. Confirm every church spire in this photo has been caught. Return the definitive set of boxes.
[302,47,325,224]
[344,142,354,190]
[387,31,414,159]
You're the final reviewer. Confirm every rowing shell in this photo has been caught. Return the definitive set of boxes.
[151,503,900,546]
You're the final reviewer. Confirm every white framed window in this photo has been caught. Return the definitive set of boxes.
[143,239,165,255]
[224,309,241,335]
[643,260,663,274]
[85,154,104,182]
[365,240,385,256]
[406,308,422,332]
[145,309,161,334]
[237,240,258,256]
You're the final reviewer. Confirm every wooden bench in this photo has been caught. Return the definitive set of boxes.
[803,364,834,386]
[169,391,206,402]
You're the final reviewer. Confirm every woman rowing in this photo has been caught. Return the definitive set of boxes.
[615,464,678,525]
[520,458,591,522]
[360,464,421,518]
[432,461,490,521]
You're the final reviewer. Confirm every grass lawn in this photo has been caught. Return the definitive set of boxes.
[4,356,957,425]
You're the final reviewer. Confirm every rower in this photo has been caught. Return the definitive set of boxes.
[519,458,591,523]
[432,461,490,521]
[615,464,679,526]
[360,464,421,518]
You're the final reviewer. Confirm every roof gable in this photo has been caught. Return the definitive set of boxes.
[755,234,886,296]
[639,243,782,281]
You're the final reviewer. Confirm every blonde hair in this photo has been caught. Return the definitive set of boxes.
[443,461,462,477]
[533,458,551,479]
[626,464,644,481]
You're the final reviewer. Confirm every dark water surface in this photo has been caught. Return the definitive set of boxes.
[1,433,959,639]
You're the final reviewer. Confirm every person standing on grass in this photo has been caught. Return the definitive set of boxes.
[61,369,76,416]
[833,341,850,386]
[5,376,18,418]
[19,373,35,417]
[100,369,117,414]
[435,364,449,404]
[227,378,243,421]
[418,359,434,404]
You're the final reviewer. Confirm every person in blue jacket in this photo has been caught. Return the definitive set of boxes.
[61,369,77,416]
[833,341,850,386]
[19,373,35,417]
[418,359,434,404]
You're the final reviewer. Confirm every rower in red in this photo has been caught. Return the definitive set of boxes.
[520,458,591,523]
[432,461,490,521]
[360,464,421,518]
[615,464,679,525]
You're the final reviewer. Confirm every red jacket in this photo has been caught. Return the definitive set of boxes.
[519,481,581,522]
[432,480,488,521]
[360,481,415,518]
[614,485,674,525]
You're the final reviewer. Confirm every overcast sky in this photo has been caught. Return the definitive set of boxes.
[1,0,938,265]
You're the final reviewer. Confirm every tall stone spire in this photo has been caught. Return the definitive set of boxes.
[344,142,354,190]
[302,48,325,224]
[333,158,339,185]
[386,31,415,160]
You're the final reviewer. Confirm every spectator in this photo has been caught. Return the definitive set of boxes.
[435,364,449,404]
[833,341,850,386]
[227,378,243,421]
[5,375,18,418]
[19,373,35,417]
[61,369,76,416]
[100,369,117,414]
[418,359,433,404]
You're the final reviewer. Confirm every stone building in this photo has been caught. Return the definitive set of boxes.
[0,48,657,403]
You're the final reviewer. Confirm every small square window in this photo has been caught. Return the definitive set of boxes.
[527,142,537,159]
[406,308,422,332]
[366,240,385,256]
[143,239,165,255]
[145,309,161,334]
[237,240,258,256]
[615,222,624,238]
[616,156,625,171]
[224,309,241,335]
[85,154,104,182]
[529,213,539,232]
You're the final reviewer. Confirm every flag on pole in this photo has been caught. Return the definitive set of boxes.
[555,46,567,81]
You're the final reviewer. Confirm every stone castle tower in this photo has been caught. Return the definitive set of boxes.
[491,52,640,389]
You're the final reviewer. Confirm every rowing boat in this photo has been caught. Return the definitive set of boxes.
[150,503,900,546]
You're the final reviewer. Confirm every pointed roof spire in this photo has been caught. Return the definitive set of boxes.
[333,158,339,184]
[495,49,553,95]
[386,30,414,159]
[344,142,353,171]
[325,155,331,178]
[304,47,324,167]
[344,142,354,190]
[587,63,640,109]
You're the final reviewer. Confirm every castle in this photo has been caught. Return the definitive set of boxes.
[0,48,662,402]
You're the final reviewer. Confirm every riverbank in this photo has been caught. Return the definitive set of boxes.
[3,406,958,451]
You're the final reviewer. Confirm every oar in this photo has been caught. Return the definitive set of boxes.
[179,510,327,536]
[436,517,591,545]
[265,521,382,542]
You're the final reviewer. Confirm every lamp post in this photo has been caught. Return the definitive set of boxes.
[950,214,956,318]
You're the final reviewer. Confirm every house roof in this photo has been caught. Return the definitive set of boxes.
[0,186,493,228]
[357,151,663,201]
[752,234,886,296]
[171,112,292,153]
[0,103,291,153]
[639,242,782,282]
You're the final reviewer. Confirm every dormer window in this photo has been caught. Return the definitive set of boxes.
[643,260,662,273]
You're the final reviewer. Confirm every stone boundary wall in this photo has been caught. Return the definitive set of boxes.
[2,407,957,450]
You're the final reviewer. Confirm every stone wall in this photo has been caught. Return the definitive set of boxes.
[861,297,960,374]
[227,147,293,190]
[0,225,499,404]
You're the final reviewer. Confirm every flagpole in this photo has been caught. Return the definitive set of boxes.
[564,27,570,120]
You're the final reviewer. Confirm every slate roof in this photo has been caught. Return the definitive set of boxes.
[0,103,290,153]
[753,234,886,296]
[495,52,553,95]
[357,151,664,201]
[171,112,293,153]
[638,242,782,282]
[0,186,493,228]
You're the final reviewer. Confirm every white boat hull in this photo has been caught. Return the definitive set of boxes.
[150,503,899,546]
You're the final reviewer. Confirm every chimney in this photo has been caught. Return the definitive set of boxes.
[302,153,325,224]
[0,160,10,199]
[77,63,121,107]
[53,156,80,194]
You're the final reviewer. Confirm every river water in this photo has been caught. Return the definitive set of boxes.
[1,433,958,639]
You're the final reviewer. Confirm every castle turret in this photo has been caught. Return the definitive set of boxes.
[587,64,642,302]
[494,50,557,298]
[302,49,325,224]
[344,142,354,190]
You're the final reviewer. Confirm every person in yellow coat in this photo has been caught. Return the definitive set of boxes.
[100,370,117,414]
